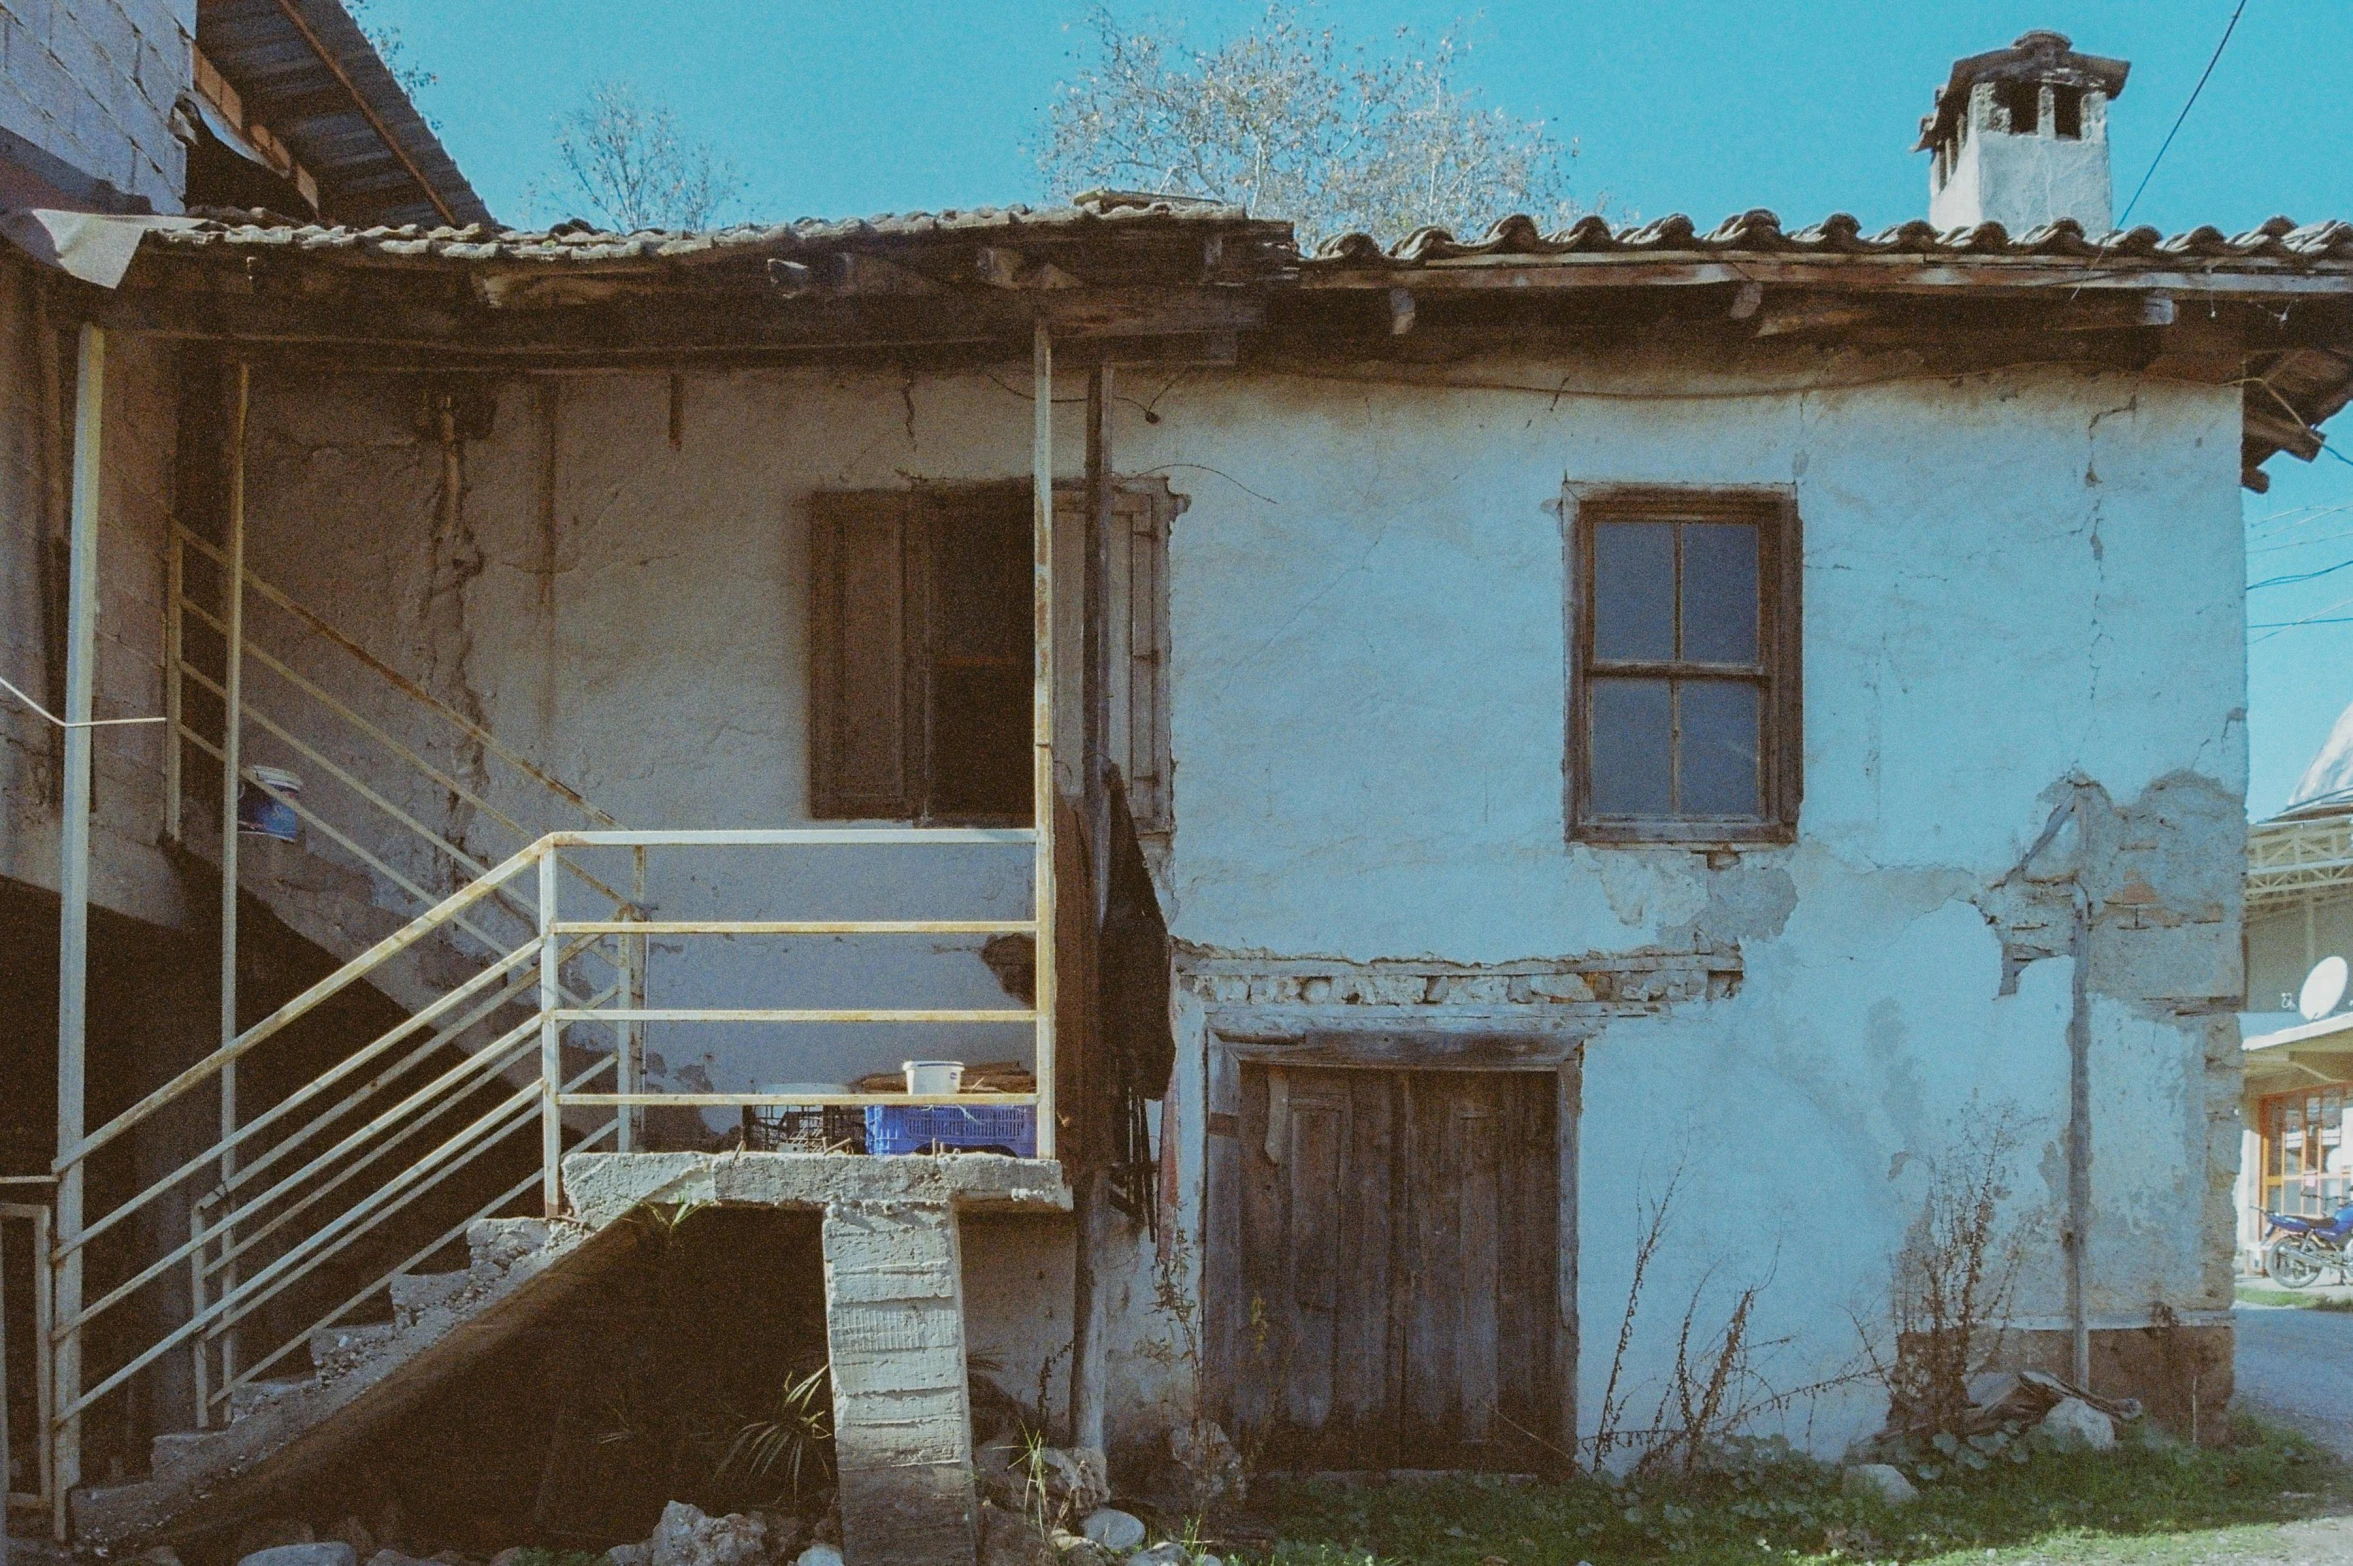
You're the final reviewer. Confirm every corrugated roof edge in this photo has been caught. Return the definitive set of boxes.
[282,0,492,226]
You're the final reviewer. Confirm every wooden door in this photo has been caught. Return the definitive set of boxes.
[1220,1065,1562,1472]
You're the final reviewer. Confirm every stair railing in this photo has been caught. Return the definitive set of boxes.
[165,520,648,1038]
[49,827,1047,1532]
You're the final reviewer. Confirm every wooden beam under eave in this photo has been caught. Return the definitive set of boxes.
[94,275,1265,357]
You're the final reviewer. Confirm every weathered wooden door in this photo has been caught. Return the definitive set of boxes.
[1219,1065,1563,1472]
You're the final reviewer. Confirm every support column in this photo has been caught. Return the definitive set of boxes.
[1032,323,1057,1162]
[53,321,104,1536]
[216,361,249,1391]
[821,1200,976,1566]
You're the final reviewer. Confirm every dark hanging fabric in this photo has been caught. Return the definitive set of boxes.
[1100,767,1173,1230]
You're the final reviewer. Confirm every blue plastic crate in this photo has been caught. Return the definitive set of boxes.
[865,1103,1037,1158]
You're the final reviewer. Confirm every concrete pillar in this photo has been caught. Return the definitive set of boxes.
[820,1200,977,1566]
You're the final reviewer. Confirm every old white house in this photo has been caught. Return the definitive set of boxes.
[7,25,2353,1566]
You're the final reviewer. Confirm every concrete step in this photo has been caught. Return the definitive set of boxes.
[387,1269,470,1329]
[75,1209,629,1549]
[227,1378,312,1423]
[147,1429,226,1484]
[309,1321,399,1373]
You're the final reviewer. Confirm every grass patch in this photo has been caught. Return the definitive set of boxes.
[2234,1283,2353,1311]
[1232,1421,2352,1565]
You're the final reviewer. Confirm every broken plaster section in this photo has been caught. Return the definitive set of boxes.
[1973,769,2242,1015]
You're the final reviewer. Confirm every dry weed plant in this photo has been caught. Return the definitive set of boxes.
[1863,1109,2034,1441]
[1590,1161,1860,1477]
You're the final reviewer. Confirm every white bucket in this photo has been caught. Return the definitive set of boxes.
[902,1060,964,1096]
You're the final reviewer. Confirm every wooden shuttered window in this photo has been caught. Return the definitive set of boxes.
[810,491,921,819]
[809,481,1176,826]
[809,486,1034,823]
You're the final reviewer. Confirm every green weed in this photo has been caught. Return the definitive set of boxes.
[1238,1420,2351,1566]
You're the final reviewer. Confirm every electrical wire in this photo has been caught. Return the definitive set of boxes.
[2116,0,2251,227]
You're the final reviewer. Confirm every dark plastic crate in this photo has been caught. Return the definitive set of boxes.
[864,1104,1037,1158]
[742,1103,867,1153]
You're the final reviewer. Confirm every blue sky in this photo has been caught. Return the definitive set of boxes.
[369,0,2353,814]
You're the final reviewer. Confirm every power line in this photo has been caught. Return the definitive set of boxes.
[2116,0,2251,227]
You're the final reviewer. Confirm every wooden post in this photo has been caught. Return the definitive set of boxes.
[217,361,249,1391]
[188,1199,210,1429]
[1084,366,1114,918]
[540,849,563,1214]
[1032,323,1057,1164]
[53,321,103,1535]
[163,524,182,842]
[1068,364,1112,1452]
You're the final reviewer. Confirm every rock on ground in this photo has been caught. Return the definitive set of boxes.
[647,1501,771,1566]
[1078,1508,1145,1551]
[1126,1545,1192,1566]
[1840,1463,1920,1505]
[793,1547,844,1566]
[239,1547,358,1566]
[2038,1396,2118,1450]
[978,1500,1059,1566]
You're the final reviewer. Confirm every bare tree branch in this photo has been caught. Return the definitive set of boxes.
[548,80,745,232]
[1039,3,1604,249]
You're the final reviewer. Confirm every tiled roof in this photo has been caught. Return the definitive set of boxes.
[1311,210,2353,268]
[144,204,2353,283]
[153,197,1267,264]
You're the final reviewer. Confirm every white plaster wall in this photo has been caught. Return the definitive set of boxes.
[0,0,192,211]
[1115,361,2244,1457]
[238,354,2246,1463]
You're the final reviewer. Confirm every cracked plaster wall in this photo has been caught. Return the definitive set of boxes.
[1120,360,2247,1459]
[0,261,185,926]
[238,354,2248,1462]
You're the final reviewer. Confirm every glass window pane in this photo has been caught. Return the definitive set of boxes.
[1592,523,1674,661]
[1681,522,1758,663]
[1590,678,1671,815]
[1678,681,1761,817]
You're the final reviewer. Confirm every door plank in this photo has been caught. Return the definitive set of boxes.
[1218,1060,1564,1474]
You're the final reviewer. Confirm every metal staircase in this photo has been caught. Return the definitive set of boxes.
[15,517,1055,1545]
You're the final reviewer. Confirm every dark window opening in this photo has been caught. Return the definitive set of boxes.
[1571,490,1800,843]
[1998,80,2040,135]
[809,486,1034,824]
[2052,85,2084,139]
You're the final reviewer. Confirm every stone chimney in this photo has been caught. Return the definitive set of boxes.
[1920,31,2130,233]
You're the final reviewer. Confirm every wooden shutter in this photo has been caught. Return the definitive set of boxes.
[809,492,919,819]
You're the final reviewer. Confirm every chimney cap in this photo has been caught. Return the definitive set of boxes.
[1916,30,2130,151]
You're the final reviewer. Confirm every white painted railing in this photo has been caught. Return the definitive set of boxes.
[46,827,1045,1523]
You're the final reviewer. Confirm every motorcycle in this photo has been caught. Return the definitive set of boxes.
[2262,1202,2353,1288]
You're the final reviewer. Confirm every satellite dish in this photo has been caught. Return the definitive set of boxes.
[2299,956,2349,1022]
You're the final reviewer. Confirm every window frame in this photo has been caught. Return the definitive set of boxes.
[1566,485,1802,846]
